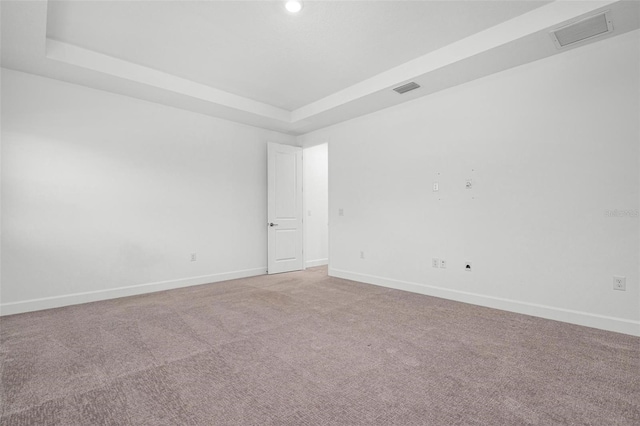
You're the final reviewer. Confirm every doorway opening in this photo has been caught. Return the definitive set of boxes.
[267,141,328,275]
[302,142,328,270]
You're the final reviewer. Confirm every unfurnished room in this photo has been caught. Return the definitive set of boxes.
[0,1,639,425]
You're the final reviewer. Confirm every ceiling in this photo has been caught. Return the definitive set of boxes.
[2,1,639,135]
[45,0,547,111]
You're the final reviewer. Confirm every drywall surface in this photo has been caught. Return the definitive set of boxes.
[303,143,328,267]
[298,30,640,335]
[1,69,296,314]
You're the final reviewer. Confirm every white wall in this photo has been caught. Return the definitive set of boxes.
[0,69,296,314]
[303,143,328,267]
[298,30,640,336]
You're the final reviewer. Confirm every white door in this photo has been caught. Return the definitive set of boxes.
[267,142,303,274]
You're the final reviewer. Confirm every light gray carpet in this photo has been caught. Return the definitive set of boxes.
[1,266,639,425]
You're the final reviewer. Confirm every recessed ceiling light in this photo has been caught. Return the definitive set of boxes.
[285,0,302,14]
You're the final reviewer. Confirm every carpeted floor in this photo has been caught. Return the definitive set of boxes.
[1,266,638,425]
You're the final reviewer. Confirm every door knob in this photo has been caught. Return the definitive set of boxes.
[269,223,279,227]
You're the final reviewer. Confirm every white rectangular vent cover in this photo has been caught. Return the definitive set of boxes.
[393,82,420,94]
[551,12,613,49]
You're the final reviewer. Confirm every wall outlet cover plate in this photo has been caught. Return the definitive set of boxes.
[613,276,626,291]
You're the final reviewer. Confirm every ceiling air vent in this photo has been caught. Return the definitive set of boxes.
[393,82,420,94]
[550,11,613,49]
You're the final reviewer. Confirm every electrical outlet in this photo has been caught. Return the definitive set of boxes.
[190,253,197,262]
[464,262,472,271]
[440,259,447,269]
[433,182,439,192]
[360,251,365,259]
[432,258,439,268]
[613,276,626,291]
[338,208,344,216]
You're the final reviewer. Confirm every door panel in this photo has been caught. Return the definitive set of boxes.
[275,229,297,261]
[268,142,303,274]
[275,152,296,218]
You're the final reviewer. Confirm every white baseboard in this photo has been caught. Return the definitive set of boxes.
[330,268,640,337]
[305,258,329,268]
[0,267,267,316]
